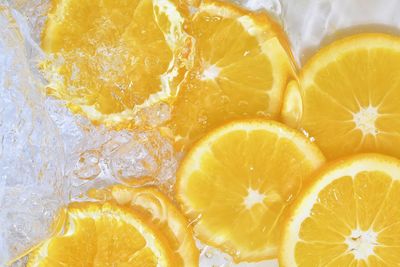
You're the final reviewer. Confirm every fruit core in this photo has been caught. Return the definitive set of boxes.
[353,106,379,135]
[201,64,221,80]
[243,188,265,209]
[345,229,378,260]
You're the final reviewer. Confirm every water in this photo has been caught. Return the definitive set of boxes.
[2,0,400,266]
[0,4,65,264]
[0,2,178,264]
[280,0,400,65]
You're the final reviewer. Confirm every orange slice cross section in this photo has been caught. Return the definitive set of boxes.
[281,153,400,267]
[88,185,199,266]
[27,202,176,266]
[42,0,191,128]
[176,119,325,262]
[166,0,295,151]
[283,33,400,159]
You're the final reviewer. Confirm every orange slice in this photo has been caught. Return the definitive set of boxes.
[27,202,176,266]
[281,153,400,267]
[88,185,199,266]
[175,119,325,262]
[166,0,295,150]
[281,80,302,129]
[284,33,400,159]
[42,0,191,128]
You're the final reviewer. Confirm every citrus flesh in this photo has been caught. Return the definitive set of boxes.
[285,33,400,159]
[281,80,302,129]
[166,0,295,150]
[176,119,325,262]
[42,0,190,128]
[281,153,400,267]
[27,202,175,266]
[88,185,199,267]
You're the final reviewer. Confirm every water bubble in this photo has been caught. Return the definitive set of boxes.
[197,115,208,125]
[205,16,222,22]
[256,110,271,118]
[74,150,101,180]
[98,130,177,183]
[220,95,230,104]
[213,16,222,22]
[238,100,248,107]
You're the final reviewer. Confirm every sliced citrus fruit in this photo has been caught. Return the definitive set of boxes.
[285,33,400,159]
[27,202,176,266]
[175,119,325,262]
[166,0,295,150]
[281,153,400,267]
[88,185,199,266]
[281,80,302,129]
[42,0,191,128]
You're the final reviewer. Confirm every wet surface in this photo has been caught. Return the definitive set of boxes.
[2,0,400,265]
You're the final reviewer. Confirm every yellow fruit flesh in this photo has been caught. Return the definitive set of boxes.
[297,173,400,266]
[281,80,302,128]
[28,202,173,267]
[167,0,294,150]
[177,120,325,261]
[42,0,188,127]
[281,154,400,267]
[295,33,400,159]
[89,185,199,267]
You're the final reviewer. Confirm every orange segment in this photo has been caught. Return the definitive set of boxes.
[42,0,190,128]
[280,154,400,267]
[281,80,302,129]
[284,33,400,159]
[27,202,175,266]
[176,119,325,262]
[88,185,199,266]
[166,0,295,150]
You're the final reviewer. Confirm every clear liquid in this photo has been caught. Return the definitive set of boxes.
[3,0,400,266]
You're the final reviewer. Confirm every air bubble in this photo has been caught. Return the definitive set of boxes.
[238,100,248,107]
[74,150,101,180]
[197,114,208,125]
[220,95,230,104]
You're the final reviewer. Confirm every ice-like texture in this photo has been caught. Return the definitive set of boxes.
[1,1,178,265]
[3,0,400,266]
[0,4,66,264]
[7,0,50,43]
